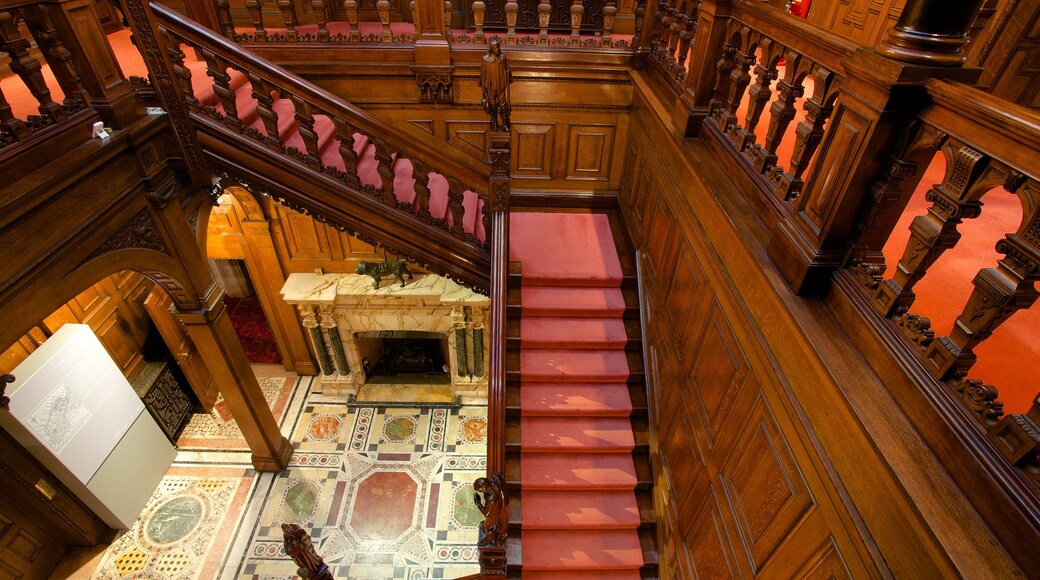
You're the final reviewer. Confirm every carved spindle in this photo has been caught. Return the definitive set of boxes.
[537,0,550,45]
[0,86,32,141]
[481,194,490,242]
[755,53,803,174]
[706,37,737,119]
[874,145,993,318]
[216,0,236,37]
[649,0,667,54]
[655,3,674,60]
[377,0,392,42]
[505,0,518,45]
[570,0,583,45]
[777,66,835,201]
[0,12,64,123]
[445,0,453,40]
[21,6,88,107]
[162,30,201,113]
[289,96,323,169]
[448,176,466,238]
[277,0,299,41]
[202,52,243,132]
[412,158,433,222]
[733,50,778,154]
[248,74,284,152]
[719,45,755,134]
[665,6,682,62]
[602,0,617,46]
[245,0,267,41]
[473,0,485,43]
[371,137,396,202]
[332,118,361,188]
[674,13,695,78]
[344,0,360,42]
[312,0,330,41]
[632,0,646,47]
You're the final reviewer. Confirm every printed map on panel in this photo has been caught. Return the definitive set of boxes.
[26,382,91,453]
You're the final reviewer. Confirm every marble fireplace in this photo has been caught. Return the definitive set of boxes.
[281,272,489,402]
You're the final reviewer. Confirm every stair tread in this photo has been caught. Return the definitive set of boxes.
[520,383,633,416]
[522,529,644,570]
[521,350,630,382]
[521,571,642,579]
[521,490,640,529]
[521,286,626,317]
[521,317,627,349]
[521,417,634,452]
[510,213,622,286]
[521,454,637,489]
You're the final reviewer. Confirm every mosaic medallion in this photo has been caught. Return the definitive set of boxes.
[458,417,487,443]
[383,416,417,442]
[146,496,203,544]
[452,484,482,527]
[349,471,418,540]
[281,480,319,523]
[306,414,343,442]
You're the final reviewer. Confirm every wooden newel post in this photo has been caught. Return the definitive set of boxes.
[674,0,730,137]
[877,0,986,66]
[475,474,508,579]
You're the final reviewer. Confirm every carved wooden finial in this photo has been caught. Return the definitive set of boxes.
[0,374,13,410]
[281,523,332,579]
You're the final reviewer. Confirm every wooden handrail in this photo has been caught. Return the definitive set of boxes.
[151,1,491,187]
[728,0,860,73]
[486,210,507,475]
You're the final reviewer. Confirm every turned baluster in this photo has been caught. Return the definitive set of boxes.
[161,30,201,112]
[412,158,433,222]
[874,145,992,318]
[448,177,466,239]
[602,0,617,46]
[245,0,267,41]
[21,7,88,107]
[734,48,778,154]
[632,0,646,47]
[473,0,485,43]
[480,190,490,241]
[278,0,299,41]
[537,0,550,45]
[289,96,323,169]
[656,3,674,60]
[665,6,682,63]
[570,0,583,45]
[371,137,396,202]
[344,0,360,42]
[377,0,392,42]
[649,0,666,53]
[505,0,518,45]
[216,0,236,38]
[332,118,361,188]
[0,86,31,141]
[445,0,453,39]
[720,44,755,134]
[248,74,284,152]
[922,174,1040,380]
[202,51,244,132]
[755,53,803,175]
[707,39,737,119]
[312,0,330,41]
[0,12,64,123]
[777,66,835,201]
[674,13,695,78]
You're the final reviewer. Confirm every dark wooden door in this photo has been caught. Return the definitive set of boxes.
[0,494,65,580]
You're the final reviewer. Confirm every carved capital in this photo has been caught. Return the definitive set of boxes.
[299,304,319,328]
[318,304,338,329]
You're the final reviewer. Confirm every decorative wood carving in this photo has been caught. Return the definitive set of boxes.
[479,41,512,131]
[281,523,333,579]
[0,374,12,410]
[474,472,508,547]
[87,208,170,261]
[414,68,453,104]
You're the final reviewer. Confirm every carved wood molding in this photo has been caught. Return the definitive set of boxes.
[86,208,170,262]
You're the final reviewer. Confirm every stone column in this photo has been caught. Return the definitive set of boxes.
[318,304,356,396]
[450,305,468,387]
[300,305,335,378]
[176,295,292,471]
[877,0,986,66]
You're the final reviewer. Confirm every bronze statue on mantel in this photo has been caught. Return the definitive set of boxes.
[480,41,513,132]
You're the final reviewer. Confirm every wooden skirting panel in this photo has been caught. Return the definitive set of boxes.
[624,75,1023,577]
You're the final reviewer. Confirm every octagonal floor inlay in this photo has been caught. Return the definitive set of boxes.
[349,471,417,540]
[146,496,203,544]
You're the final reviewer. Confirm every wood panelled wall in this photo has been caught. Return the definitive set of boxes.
[805,0,905,46]
[622,74,1023,577]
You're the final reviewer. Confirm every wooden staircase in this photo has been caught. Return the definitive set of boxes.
[504,211,657,578]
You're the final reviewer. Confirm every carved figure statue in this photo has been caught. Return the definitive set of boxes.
[0,374,12,410]
[355,260,414,288]
[473,473,508,547]
[281,523,332,580]
[479,40,513,132]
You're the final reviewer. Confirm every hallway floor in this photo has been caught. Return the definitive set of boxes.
[56,367,484,579]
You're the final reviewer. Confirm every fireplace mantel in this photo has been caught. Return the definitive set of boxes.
[282,273,489,401]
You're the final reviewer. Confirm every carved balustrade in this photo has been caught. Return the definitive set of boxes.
[839,80,1040,484]
[0,0,144,168]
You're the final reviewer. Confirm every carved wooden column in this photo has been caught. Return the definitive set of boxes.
[412,0,453,104]
[45,0,144,128]
[672,0,731,137]
[878,0,987,66]
[0,11,65,123]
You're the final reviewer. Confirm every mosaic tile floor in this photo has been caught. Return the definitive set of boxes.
[75,369,486,580]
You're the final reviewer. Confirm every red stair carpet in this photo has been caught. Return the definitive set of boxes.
[511,212,643,578]
[224,295,282,365]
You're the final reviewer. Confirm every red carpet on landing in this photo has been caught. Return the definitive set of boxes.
[511,212,643,578]
[225,295,282,365]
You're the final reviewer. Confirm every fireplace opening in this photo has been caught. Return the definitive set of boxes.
[355,330,450,383]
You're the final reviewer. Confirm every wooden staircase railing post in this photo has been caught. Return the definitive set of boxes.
[602,0,617,46]
[569,0,583,45]
[20,6,88,108]
[311,0,330,41]
[537,0,550,45]
[277,0,300,41]
[344,0,360,42]
[0,85,31,141]
[245,0,267,41]
[673,0,730,136]
[473,0,485,43]
[216,0,236,38]
[505,0,517,45]
[377,0,393,42]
